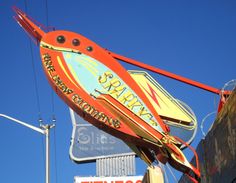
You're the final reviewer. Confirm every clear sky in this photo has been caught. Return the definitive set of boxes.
[0,0,236,182]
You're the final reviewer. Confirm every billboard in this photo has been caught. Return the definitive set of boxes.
[74,176,143,183]
[69,109,134,163]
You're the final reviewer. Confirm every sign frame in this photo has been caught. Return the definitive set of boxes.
[69,109,135,163]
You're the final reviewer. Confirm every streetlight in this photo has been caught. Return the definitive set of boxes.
[0,114,55,183]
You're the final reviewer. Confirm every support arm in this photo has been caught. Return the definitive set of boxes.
[107,50,221,95]
[0,114,45,134]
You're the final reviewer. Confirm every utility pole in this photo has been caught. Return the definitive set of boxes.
[41,124,55,183]
[0,114,55,183]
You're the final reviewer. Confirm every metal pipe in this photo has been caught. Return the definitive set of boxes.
[0,114,45,134]
[41,124,55,183]
[46,126,50,183]
[107,51,221,95]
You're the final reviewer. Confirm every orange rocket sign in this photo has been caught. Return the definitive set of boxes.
[14,7,201,182]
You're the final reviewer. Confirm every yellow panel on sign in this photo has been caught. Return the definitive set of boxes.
[129,70,196,130]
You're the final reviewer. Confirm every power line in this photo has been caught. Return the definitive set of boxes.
[44,0,49,27]
[24,0,45,182]
[24,0,42,120]
[44,0,56,122]
[43,1,59,182]
[166,164,178,183]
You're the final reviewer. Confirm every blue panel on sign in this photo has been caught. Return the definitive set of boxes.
[69,109,134,163]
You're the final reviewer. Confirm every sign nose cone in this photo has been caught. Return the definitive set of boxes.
[13,6,46,44]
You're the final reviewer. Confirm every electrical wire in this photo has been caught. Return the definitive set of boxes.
[43,0,59,181]
[159,163,169,183]
[24,0,42,121]
[43,0,55,118]
[200,111,216,138]
[23,0,46,181]
[44,0,49,27]
[166,164,178,183]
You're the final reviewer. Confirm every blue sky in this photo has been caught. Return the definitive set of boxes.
[0,0,236,182]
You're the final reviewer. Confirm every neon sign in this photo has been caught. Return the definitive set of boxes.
[14,6,231,182]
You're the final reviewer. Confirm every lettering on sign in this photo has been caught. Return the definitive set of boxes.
[52,75,73,95]
[75,176,143,183]
[42,53,73,95]
[42,53,120,129]
[80,181,142,183]
[42,53,55,76]
[72,94,120,129]
[77,127,116,145]
[98,71,158,127]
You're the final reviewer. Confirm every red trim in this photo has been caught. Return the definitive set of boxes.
[174,136,201,182]
[174,136,199,172]
[186,174,199,183]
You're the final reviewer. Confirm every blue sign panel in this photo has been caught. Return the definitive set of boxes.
[69,109,134,163]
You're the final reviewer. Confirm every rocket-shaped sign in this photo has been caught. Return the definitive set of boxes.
[13,6,200,182]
